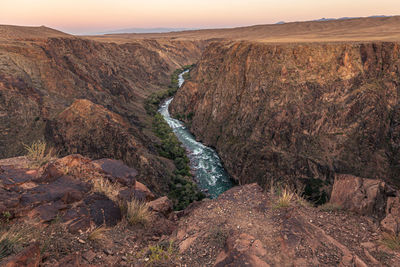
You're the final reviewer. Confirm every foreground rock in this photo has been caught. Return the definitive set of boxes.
[329,174,389,218]
[2,242,41,267]
[0,154,153,232]
[171,184,400,266]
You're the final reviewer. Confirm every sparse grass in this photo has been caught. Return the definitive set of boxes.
[273,188,295,209]
[126,199,151,226]
[208,227,228,248]
[0,223,39,260]
[1,212,11,223]
[88,226,108,243]
[319,203,342,212]
[296,196,313,207]
[92,178,120,203]
[381,233,400,251]
[23,140,56,168]
[146,241,175,266]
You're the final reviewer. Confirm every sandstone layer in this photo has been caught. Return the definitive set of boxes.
[170,41,400,191]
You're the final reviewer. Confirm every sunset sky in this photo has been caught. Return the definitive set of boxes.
[1,0,399,34]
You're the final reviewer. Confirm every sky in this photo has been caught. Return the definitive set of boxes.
[1,0,399,34]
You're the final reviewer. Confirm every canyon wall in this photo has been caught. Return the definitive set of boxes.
[0,31,204,193]
[170,41,400,191]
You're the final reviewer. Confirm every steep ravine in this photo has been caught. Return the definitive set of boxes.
[170,41,400,194]
[159,71,234,198]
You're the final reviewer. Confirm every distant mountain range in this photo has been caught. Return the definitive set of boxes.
[276,15,391,24]
[96,27,196,35]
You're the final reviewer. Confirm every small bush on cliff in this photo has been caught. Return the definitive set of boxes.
[92,178,120,203]
[381,233,400,251]
[23,140,57,168]
[88,226,108,243]
[0,223,39,260]
[319,203,342,212]
[145,241,175,266]
[208,226,229,248]
[126,199,151,226]
[274,188,295,209]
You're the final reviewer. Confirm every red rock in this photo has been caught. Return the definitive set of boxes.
[36,163,64,183]
[214,233,270,267]
[329,174,387,217]
[147,196,173,215]
[381,196,400,234]
[3,242,41,267]
[92,159,138,186]
[134,181,155,201]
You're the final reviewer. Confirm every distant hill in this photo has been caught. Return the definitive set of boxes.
[0,25,70,40]
[87,15,400,43]
[96,27,195,35]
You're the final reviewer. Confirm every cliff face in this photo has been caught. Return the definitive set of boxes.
[0,32,203,193]
[0,36,203,158]
[170,41,400,189]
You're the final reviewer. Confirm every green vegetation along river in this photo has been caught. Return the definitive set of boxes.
[158,71,234,198]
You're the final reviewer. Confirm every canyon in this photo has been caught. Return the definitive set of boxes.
[170,41,400,195]
[1,16,400,266]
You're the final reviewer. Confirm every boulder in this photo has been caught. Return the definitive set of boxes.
[147,196,173,215]
[2,242,41,267]
[329,174,387,218]
[214,233,270,267]
[134,181,155,200]
[92,159,138,186]
[381,196,400,234]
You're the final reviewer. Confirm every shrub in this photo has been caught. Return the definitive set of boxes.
[88,226,108,242]
[146,241,175,266]
[208,227,228,248]
[273,188,295,209]
[92,178,120,203]
[319,203,342,212]
[23,140,56,168]
[0,223,38,260]
[381,233,400,251]
[126,200,151,226]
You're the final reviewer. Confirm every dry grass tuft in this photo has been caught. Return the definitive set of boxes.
[146,241,175,266]
[381,233,400,251]
[126,199,151,226]
[92,178,120,203]
[23,140,56,168]
[0,223,39,260]
[274,188,295,209]
[319,203,342,212]
[88,226,108,242]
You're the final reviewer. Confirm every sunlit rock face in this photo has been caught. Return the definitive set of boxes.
[170,41,400,189]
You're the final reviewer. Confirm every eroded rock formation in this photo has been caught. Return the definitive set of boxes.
[171,41,400,190]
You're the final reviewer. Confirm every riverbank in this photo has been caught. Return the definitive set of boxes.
[159,72,234,198]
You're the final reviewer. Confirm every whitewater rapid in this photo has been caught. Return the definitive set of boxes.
[158,70,233,198]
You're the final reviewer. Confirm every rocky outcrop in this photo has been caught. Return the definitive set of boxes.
[329,174,389,218]
[171,183,399,266]
[46,99,172,193]
[170,41,400,190]
[0,155,154,233]
[2,242,41,267]
[381,196,400,234]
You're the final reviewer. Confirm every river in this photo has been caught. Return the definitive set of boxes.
[158,70,234,198]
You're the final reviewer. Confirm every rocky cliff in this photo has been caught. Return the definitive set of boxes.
[0,29,204,192]
[170,41,400,194]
